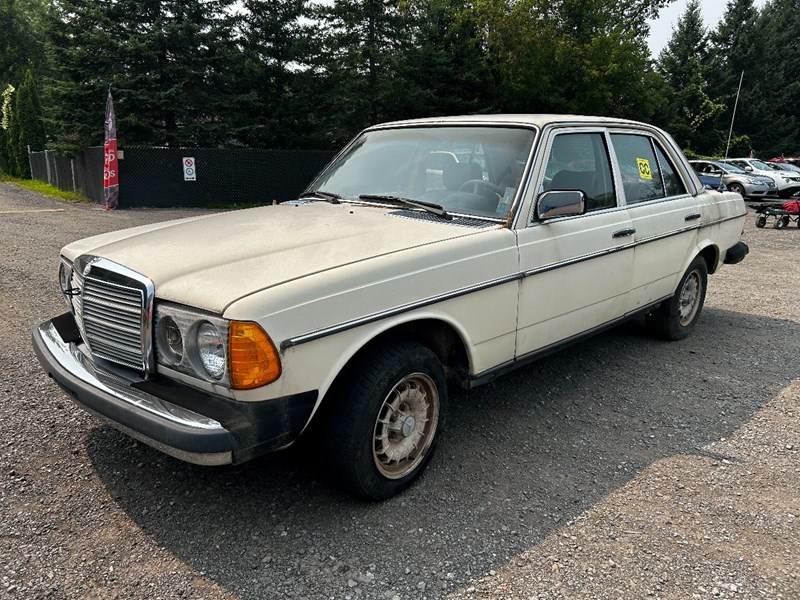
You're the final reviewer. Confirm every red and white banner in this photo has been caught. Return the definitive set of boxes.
[104,91,119,210]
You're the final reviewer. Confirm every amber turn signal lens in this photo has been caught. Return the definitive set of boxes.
[228,321,282,390]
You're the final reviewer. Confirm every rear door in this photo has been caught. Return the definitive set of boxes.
[608,131,700,314]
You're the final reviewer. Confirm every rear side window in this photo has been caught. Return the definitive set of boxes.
[610,134,685,204]
[542,132,616,212]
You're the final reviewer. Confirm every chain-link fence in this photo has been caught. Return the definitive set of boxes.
[29,147,105,203]
[28,146,335,208]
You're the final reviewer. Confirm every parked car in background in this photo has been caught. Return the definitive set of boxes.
[33,115,749,500]
[689,159,771,199]
[696,172,727,191]
[766,160,800,177]
[768,156,800,168]
[728,158,800,198]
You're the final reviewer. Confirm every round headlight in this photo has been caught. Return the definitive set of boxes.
[157,316,184,365]
[196,321,225,379]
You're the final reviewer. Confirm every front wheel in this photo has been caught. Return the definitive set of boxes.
[648,257,708,341]
[755,215,767,228]
[323,342,446,500]
[729,183,745,197]
[775,215,790,229]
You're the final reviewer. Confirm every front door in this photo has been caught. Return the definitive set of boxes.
[515,129,634,358]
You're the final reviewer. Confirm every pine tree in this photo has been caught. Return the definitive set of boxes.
[13,69,46,178]
[707,0,763,156]
[237,0,310,148]
[48,0,243,152]
[657,0,724,154]
[313,0,411,144]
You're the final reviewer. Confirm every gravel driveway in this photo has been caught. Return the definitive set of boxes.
[1,183,798,600]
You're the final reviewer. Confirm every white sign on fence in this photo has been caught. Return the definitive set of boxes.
[183,157,197,181]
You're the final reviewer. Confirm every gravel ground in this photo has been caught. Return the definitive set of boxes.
[1,184,798,600]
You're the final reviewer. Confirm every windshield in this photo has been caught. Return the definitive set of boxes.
[716,161,747,174]
[770,162,800,173]
[751,160,771,170]
[309,126,536,219]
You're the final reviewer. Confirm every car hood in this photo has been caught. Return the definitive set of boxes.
[62,202,492,313]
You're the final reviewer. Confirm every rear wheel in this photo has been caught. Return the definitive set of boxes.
[755,215,767,228]
[322,342,446,500]
[648,257,708,341]
[775,215,790,229]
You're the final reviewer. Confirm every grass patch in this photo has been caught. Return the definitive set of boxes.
[0,172,90,203]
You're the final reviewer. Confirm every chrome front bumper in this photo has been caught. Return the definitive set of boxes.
[34,318,234,465]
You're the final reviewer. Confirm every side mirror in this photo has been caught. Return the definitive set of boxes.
[536,190,586,221]
[744,166,753,172]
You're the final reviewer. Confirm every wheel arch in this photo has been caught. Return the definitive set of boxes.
[697,243,720,275]
[308,316,472,424]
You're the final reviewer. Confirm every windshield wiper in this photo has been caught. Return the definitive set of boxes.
[358,194,452,220]
[300,190,342,204]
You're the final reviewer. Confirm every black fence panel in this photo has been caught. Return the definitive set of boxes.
[74,147,105,203]
[118,147,335,208]
[27,146,334,208]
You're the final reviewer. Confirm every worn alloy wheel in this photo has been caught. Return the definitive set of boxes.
[322,342,446,500]
[373,373,439,480]
[677,269,702,326]
[648,256,708,341]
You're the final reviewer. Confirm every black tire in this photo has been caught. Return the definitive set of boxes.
[755,215,767,228]
[729,183,745,197]
[648,257,708,341]
[775,215,789,229]
[322,342,446,500]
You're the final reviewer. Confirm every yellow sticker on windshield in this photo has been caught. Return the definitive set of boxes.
[637,158,653,180]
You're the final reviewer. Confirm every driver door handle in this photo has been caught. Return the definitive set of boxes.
[685,213,702,221]
[612,228,636,238]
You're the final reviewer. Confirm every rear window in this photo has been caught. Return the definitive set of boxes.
[610,134,685,204]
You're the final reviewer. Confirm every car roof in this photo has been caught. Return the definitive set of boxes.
[369,114,654,130]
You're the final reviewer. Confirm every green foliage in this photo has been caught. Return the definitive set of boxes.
[0,170,89,202]
[48,0,243,152]
[656,0,725,155]
[13,69,46,177]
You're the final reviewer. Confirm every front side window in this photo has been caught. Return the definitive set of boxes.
[541,132,616,212]
[610,134,685,204]
[310,126,536,219]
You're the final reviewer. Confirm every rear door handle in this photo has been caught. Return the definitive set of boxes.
[684,213,701,221]
[612,228,636,238]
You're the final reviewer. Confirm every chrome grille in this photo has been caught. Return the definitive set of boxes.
[70,256,155,374]
[82,276,146,370]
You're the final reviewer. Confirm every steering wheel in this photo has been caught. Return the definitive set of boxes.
[459,179,504,196]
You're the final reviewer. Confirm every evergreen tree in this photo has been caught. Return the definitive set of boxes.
[13,69,46,178]
[0,0,48,89]
[707,0,763,156]
[656,0,724,154]
[237,0,310,148]
[394,0,495,118]
[48,0,243,152]
[751,0,799,155]
[313,0,412,145]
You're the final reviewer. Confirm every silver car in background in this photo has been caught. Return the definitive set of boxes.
[689,160,773,199]
[728,158,800,198]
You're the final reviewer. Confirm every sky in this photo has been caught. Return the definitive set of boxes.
[647,0,768,57]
